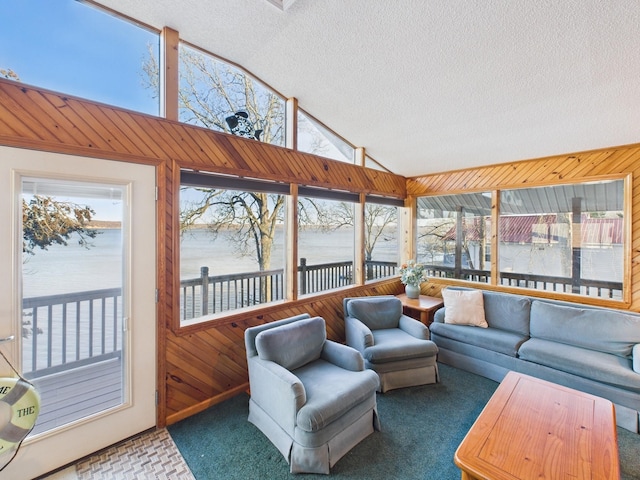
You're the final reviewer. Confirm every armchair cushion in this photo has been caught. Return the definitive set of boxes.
[346,297,402,330]
[294,360,380,432]
[256,316,326,370]
[365,329,439,364]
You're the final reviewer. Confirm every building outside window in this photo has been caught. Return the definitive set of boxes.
[417,178,625,300]
[417,192,492,284]
[498,180,624,299]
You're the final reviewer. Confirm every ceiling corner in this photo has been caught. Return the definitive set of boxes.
[264,0,298,11]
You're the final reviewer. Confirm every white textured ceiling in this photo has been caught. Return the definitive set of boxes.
[95,0,640,177]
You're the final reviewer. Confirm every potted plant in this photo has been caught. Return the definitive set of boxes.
[399,260,427,299]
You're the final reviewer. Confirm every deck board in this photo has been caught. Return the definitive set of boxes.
[30,357,123,436]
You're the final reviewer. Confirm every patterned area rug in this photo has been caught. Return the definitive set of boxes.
[76,428,195,480]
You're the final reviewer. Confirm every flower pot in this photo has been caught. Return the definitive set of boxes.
[405,284,420,299]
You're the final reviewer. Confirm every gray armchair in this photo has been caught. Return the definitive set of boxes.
[244,314,380,474]
[344,296,439,392]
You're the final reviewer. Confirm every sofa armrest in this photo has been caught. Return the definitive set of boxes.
[321,340,365,371]
[634,344,640,374]
[345,317,374,353]
[398,314,430,340]
[433,307,445,324]
[248,357,306,433]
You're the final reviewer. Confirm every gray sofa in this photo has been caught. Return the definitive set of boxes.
[430,288,640,433]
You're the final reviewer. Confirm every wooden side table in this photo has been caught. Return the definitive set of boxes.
[395,294,444,327]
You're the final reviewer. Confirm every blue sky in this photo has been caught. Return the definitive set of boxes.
[0,0,159,115]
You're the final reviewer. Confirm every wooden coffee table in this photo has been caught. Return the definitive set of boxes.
[454,371,620,480]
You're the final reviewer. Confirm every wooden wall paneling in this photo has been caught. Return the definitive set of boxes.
[112,110,169,160]
[26,90,94,146]
[82,103,145,155]
[605,148,639,174]
[163,121,207,163]
[187,128,233,168]
[0,86,57,142]
[60,98,127,152]
[0,80,405,198]
[280,149,308,180]
[0,79,406,427]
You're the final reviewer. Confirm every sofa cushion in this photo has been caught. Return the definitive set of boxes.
[482,291,531,335]
[347,297,402,330]
[429,322,527,357]
[518,338,640,392]
[441,288,488,328]
[530,301,640,358]
[364,329,438,364]
[256,316,326,370]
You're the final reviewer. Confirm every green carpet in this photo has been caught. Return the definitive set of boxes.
[169,364,640,479]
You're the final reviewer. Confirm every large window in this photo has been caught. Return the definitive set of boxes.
[417,178,626,300]
[179,171,287,325]
[364,198,401,281]
[417,193,492,283]
[177,44,285,146]
[0,0,160,115]
[498,180,624,299]
[298,188,357,295]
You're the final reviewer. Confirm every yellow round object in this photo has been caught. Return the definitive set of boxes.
[0,378,40,453]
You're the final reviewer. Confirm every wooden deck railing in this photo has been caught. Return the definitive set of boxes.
[20,260,397,374]
[180,259,398,321]
[22,287,122,378]
[426,266,623,299]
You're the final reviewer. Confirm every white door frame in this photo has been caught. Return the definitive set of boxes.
[0,146,156,480]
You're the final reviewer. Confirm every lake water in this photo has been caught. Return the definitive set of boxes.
[24,227,620,299]
[23,228,400,297]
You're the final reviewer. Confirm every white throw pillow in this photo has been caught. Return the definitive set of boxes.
[442,288,488,328]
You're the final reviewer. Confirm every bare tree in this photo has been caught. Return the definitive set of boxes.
[322,202,398,279]
[181,187,284,272]
[144,44,343,277]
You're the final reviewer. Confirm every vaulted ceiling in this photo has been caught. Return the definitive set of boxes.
[94,0,640,177]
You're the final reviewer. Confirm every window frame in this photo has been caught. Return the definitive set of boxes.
[178,170,290,327]
[416,174,631,307]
